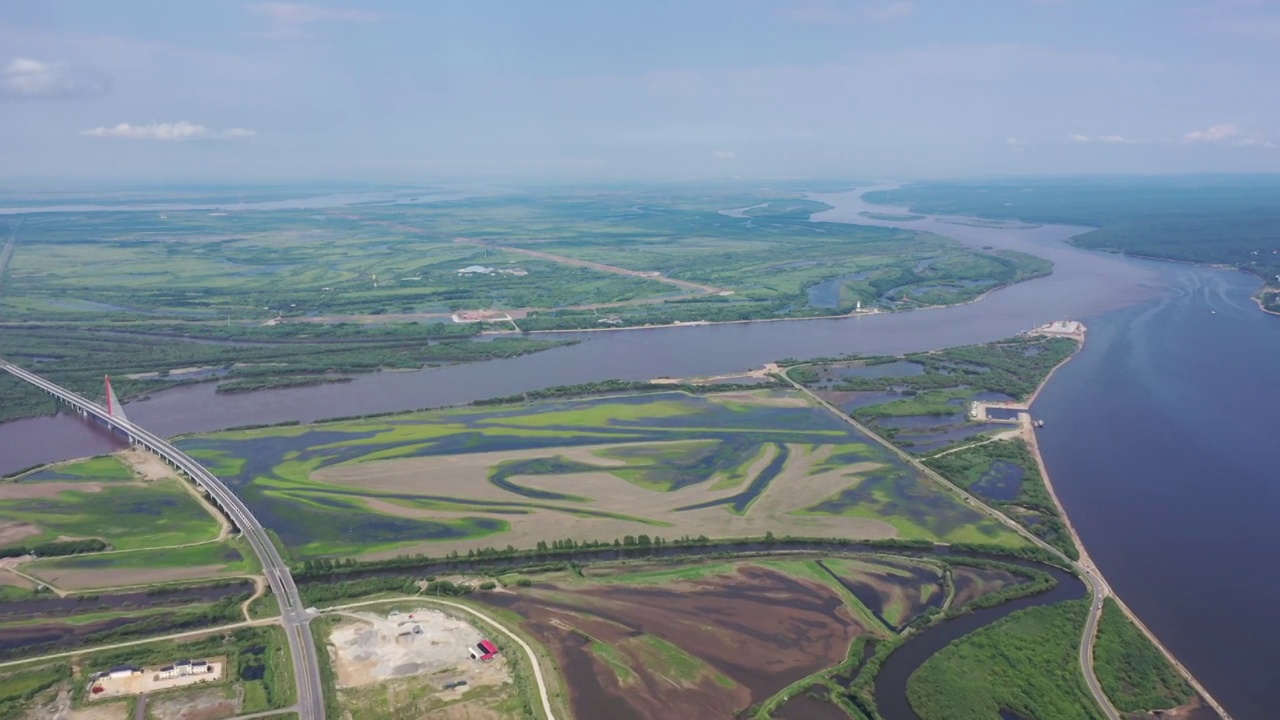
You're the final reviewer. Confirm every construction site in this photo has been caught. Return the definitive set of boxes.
[327,607,510,691]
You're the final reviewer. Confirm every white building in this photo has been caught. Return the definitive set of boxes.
[156,659,212,680]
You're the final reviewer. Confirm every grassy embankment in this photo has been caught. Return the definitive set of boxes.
[1093,598,1195,713]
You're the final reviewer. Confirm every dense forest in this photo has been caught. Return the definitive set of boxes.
[865,176,1280,283]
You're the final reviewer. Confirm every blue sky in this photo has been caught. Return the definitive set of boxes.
[1,0,1278,180]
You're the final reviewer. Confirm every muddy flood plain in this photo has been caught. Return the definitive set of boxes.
[479,564,863,720]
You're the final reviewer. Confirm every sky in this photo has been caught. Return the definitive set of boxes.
[1,0,1279,181]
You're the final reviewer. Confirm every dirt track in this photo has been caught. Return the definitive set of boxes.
[26,564,236,591]
[453,238,723,295]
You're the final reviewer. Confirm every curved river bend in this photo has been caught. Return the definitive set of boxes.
[1,187,1275,717]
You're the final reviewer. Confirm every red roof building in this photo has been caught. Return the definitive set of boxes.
[477,639,499,660]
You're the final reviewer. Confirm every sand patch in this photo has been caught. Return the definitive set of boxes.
[433,701,505,720]
[116,448,176,482]
[315,442,684,497]
[706,391,812,408]
[328,607,508,689]
[25,564,236,591]
[356,442,897,561]
[145,686,236,720]
[20,689,129,720]
[0,520,41,547]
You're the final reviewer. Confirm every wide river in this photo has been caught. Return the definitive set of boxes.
[1,188,1275,716]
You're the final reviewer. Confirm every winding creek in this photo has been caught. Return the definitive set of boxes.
[2,187,1277,717]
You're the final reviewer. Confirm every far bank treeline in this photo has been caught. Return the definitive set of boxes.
[865,177,1280,284]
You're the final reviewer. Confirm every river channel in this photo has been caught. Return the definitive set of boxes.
[1,187,1275,716]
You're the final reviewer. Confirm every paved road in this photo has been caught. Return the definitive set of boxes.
[783,372,1122,720]
[0,358,326,720]
[324,597,558,720]
[0,218,19,284]
[0,619,277,671]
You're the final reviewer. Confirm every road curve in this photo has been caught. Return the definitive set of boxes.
[324,597,558,720]
[0,358,326,720]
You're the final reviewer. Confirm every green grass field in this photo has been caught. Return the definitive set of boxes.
[1,456,222,552]
[20,456,135,482]
[906,600,1104,720]
[178,389,1024,559]
[25,539,256,585]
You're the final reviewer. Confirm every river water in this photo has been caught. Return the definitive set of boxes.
[0,187,1274,716]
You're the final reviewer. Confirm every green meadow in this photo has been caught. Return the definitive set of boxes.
[1,456,221,551]
[25,538,256,577]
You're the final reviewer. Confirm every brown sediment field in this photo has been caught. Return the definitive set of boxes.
[948,565,1023,610]
[23,564,238,591]
[704,390,813,408]
[114,448,176,482]
[0,568,34,588]
[312,442,692,497]
[347,443,897,560]
[478,565,862,720]
[0,521,41,547]
[818,557,944,629]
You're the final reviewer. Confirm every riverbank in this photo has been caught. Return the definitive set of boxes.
[482,280,1020,337]
[1253,287,1280,317]
[1017,334,1235,720]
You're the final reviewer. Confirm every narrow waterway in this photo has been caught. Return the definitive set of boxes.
[873,564,1085,720]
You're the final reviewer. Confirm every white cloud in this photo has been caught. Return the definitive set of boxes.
[1005,137,1028,146]
[2,57,107,99]
[1183,123,1240,142]
[80,122,256,141]
[248,3,381,38]
[1070,133,1138,144]
[1182,123,1275,147]
[712,149,737,160]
